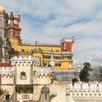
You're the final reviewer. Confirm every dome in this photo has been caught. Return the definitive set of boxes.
[0,6,4,14]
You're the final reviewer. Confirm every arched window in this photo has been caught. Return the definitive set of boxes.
[20,72,26,80]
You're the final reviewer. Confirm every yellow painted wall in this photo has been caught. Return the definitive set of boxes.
[32,53,43,67]
[9,38,20,46]
[9,38,73,70]
[11,45,61,52]
[61,61,72,70]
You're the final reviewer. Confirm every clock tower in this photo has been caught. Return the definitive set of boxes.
[8,12,21,46]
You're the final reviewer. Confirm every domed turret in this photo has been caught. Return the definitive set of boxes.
[0,6,4,14]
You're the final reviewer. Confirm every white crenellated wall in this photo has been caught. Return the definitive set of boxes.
[11,56,40,85]
[67,82,102,97]
[0,66,14,97]
[33,66,52,85]
[2,54,102,102]
[11,56,40,65]
[1,66,14,84]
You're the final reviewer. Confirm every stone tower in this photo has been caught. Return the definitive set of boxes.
[10,56,40,102]
[0,6,10,63]
[11,56,40,85]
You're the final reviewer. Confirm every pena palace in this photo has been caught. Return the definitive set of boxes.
[0,6,74,71]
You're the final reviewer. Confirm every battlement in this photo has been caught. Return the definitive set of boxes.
[69,82,102,91]
[0,65,14,85]
[8,12,20,21]
[0,66,14,79]
[34,67,52,78]
[68,90,102,97]
[60,38,74,44]
[66,82,102,97]
[1,73,12,77]
[10,56,40,66]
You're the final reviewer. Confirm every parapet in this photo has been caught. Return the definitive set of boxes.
[8,12,20,21]
[60,37,74,44]
[10,56,40,66]
[34,67,52,78]
[33,67,53,85]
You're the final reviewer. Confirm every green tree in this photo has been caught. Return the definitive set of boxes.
[79,62,92,82]
[98,67,102,82]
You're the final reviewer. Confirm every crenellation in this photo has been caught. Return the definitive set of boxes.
[2,55,102,102]
[11,56,40,67]
[34,67,52,78]
[66,82,102,98]
[1,6,102,102]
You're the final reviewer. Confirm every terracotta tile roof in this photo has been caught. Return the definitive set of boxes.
[0,63,12,67]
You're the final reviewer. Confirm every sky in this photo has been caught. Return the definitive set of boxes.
[0,0,102,67]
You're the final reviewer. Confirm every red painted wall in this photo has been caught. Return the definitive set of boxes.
[61,42,72,52]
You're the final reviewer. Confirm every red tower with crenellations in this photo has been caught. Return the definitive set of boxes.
[60,37,74,52]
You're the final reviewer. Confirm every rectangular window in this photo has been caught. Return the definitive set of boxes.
[55,62,61,66]
[20,72,26,80]
[44,55,51,59]
[53,56,62,59]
